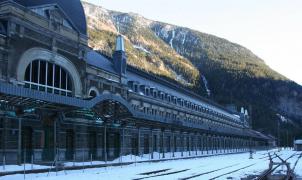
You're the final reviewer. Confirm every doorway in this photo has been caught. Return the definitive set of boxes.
[22,127,33,163]
[65,129,74,161]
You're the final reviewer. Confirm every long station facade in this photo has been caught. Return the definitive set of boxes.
[0,0,271,164]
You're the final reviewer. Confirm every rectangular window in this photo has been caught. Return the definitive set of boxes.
[32,61,38,83]
[134,85,138,92]
[54,65,60,88]
[47,63,53,86]
[25,65,30,81]
[67,75,72,91]
[39,61,46,84]
[103,84,111,91]
[61,70,66,89]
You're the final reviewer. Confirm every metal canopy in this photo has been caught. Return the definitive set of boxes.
[0,82,88,109]
[0,81,267,140]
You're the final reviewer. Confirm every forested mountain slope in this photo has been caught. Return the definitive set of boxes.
[82,1,302,142]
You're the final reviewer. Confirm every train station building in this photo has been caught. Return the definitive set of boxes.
[0,0,272,165]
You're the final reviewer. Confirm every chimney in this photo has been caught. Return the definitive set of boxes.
[113,34,127,76]
[240,107,244,114]
[244,109,248,116]
[115,34,125,51]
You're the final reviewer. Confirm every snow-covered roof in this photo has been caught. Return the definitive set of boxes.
[294,140,302,144]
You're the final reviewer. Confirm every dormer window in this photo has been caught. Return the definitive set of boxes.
[153,91,157,98]
[160,92,164,100]
[127,81,134,90]
[30,6,74,31]
[31,7,49,18]
[165,94,169,101]
[0,22,6,36]
[63,19,73,29]
[173,97,177,104]
[134,84,138,92]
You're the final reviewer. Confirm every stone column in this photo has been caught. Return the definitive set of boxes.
[211,135,214,154]
[181,132,184,157]
[104,124,107,163]
[17,117,22,165]
[195,134,198,156]
[120,125,125,160]
[207,135,210,154]
[200,134,203,155]
[188,134,191,156]
[162,129,165,158]
[172,130,175,157]
[223,137,225,153]
[138,127,141,156]
[2,117,7,163]
[151,129,153,159]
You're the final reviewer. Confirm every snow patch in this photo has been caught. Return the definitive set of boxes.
[133,45,150,54]
[167,66,191,86]
[182,32,187,45]
[276,114,295,125]
[169,30,175,48]
[202,75,211,96]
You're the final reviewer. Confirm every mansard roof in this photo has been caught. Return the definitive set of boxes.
[126,66,236,117]
[0,0,87,35]
[89,50,237,118]
[86,50,117,75]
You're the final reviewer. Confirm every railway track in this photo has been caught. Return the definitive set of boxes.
[136,151,283,180]
[177,151,283,180]
[257,152,302,180]
[196,152,282,179]
[133,151,285,180]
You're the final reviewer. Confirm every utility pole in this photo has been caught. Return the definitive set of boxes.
[277,119,280,151]
[248,105,253,129]
[16,107,24,165]
[18,117,22,165]
[286,130,289,149]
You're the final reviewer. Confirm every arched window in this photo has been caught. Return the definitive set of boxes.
[89,90,97,98]
[24,60,72,96]
[0,22,6,35]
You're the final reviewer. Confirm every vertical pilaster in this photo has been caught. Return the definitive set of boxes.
[104,124,107,163]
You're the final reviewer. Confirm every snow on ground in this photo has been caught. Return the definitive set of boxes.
[0,164,49,173]
[271,151,302,177]
[0,149,235,173]
[1,149,301,180]
[295,152,302,177]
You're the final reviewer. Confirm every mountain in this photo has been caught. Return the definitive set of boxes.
[82,1,302,142]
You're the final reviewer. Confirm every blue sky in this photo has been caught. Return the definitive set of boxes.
[85,0,302,85]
